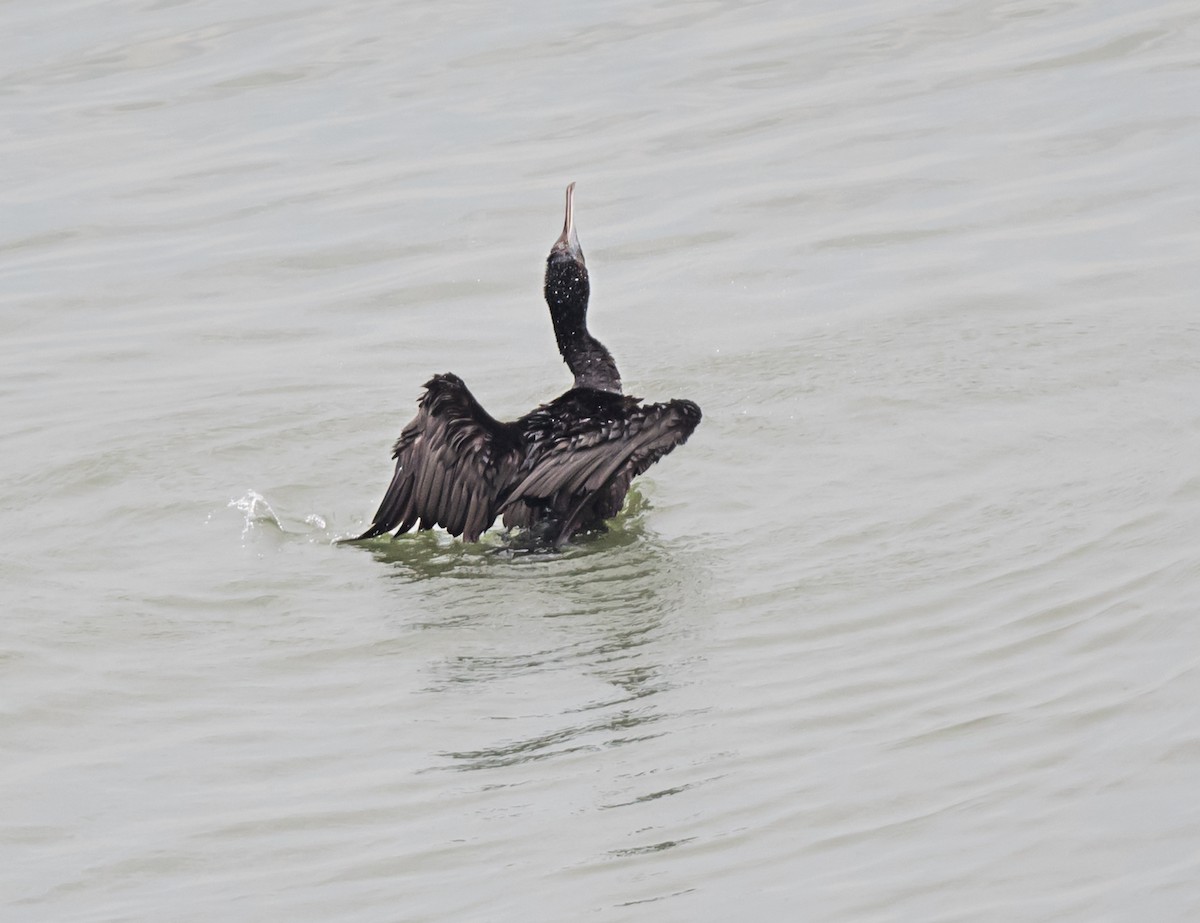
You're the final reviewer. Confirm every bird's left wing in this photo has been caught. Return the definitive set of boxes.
[347,374,519,543]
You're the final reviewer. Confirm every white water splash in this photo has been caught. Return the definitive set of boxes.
[228,489,284,541]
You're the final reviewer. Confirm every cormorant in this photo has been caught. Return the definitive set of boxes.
[346,183,701,547]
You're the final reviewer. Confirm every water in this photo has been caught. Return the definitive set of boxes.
[4,0,1200,918]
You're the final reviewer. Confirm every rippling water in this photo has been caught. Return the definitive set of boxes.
[4,0,1200,919]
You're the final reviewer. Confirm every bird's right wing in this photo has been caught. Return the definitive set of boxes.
[347,374,519,543]
[499,397,701,543]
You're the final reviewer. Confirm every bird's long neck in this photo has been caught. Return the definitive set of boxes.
[545,256,622,393]
[553,319,622,393]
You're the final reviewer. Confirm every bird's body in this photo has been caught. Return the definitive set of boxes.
[348,184,700,547]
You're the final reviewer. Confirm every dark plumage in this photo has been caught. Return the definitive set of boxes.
[347,183,701,547]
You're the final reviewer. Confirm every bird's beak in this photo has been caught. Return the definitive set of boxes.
[553,182,582,258]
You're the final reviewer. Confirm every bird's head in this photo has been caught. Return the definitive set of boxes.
[544,182,590,317]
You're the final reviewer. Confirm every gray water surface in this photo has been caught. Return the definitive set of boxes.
[4,0,1200,919]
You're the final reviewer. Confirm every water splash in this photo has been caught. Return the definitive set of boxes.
[228,489,284,540]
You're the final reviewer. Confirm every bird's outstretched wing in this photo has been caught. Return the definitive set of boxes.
[500,394,701,544]
[348,374,520,542]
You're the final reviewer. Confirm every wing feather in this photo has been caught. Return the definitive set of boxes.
[499,398,700,541]
[347,374,519,542]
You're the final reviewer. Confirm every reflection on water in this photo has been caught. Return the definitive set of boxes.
[324,487,712,778]
[349,487,662,578]
[440,707,668,773]
[370,491,709,775]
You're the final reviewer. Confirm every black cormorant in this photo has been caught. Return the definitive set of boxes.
[346,183,701,547]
